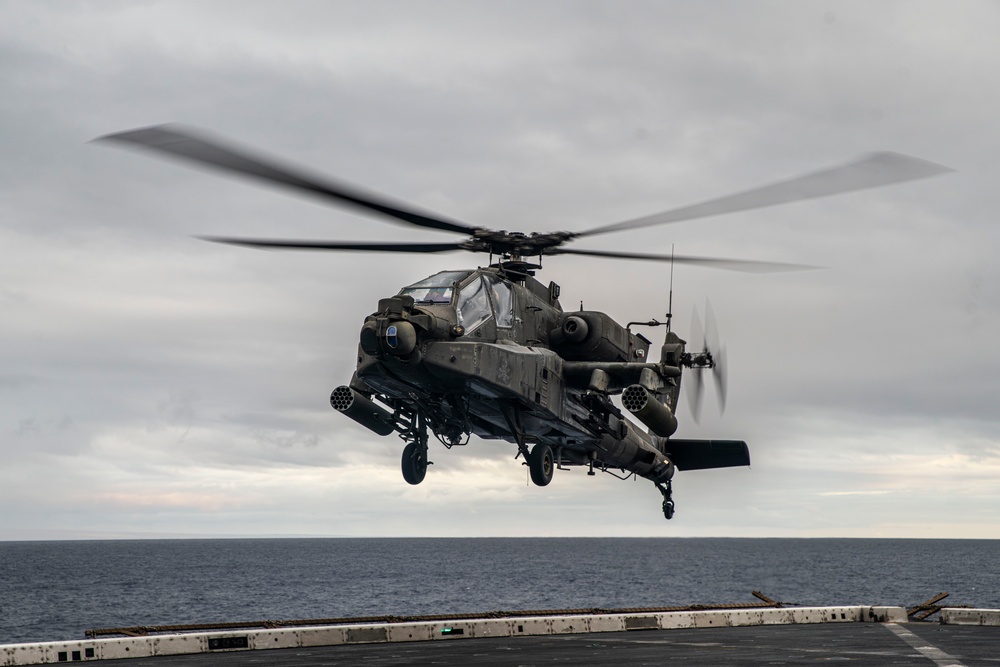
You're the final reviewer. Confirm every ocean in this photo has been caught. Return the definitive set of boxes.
[1,538,998,644]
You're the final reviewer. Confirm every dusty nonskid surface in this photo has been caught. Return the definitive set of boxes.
[79,623,1000,667]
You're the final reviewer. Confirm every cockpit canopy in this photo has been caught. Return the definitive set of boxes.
[400,269,514,334]
[399,270,471,305]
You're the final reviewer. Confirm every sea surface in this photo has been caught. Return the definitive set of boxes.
[1,538,998,644]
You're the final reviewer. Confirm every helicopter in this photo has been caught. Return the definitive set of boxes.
[98,125,949,519]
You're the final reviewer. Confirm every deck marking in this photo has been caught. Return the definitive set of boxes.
[884,623,967,667]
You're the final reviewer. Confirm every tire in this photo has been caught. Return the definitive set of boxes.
[401,442,427,485]
[528,443,554,487]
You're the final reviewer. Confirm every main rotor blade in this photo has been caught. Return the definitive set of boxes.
[549,248,817,273]
[96,125,479,236]
[578,152,952,237]
[199,237,466,253]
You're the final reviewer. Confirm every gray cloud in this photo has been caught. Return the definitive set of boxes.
[2,0,998,537]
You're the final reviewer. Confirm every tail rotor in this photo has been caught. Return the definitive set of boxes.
[683,300,728,422]
[686,306,706,422]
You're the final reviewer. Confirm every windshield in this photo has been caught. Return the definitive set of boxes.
[483,273,513,328]
[456,276,492,333]
[399,270,471,305]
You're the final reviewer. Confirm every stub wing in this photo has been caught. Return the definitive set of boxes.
[665,439,750,471]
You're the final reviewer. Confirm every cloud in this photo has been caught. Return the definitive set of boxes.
[2,0,998,538]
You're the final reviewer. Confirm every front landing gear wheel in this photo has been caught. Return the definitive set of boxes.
[528,444,554,486]
[401,442,428,485]
[662,500,675,520]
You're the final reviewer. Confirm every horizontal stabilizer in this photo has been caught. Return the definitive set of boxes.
[666,439,750,471]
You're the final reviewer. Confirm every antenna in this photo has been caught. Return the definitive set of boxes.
[666,244,675,332]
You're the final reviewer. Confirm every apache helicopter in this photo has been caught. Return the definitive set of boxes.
[98,126,949,519]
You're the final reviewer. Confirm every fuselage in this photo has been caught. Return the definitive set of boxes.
[349,267,677,483]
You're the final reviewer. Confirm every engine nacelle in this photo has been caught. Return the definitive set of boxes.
[621,384,678,437]
[548,311,648,362]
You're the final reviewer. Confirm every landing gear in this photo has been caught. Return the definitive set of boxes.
[656,480,675,520]
[401,412,430,485]
[401,441,428,485]
[528,443,554,486]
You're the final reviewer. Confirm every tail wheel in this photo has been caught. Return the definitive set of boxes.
[401,442,428,485]
[528,444,554,487]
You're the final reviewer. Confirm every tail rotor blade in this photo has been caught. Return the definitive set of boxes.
[690,305,705,351]
[686,368,704,424]
[714,344,728,416]
[704,299,720,356]
[703,300,728,417]
[685,306,705,422]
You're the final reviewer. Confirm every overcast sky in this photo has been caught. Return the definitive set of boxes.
[2,1,997,539]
